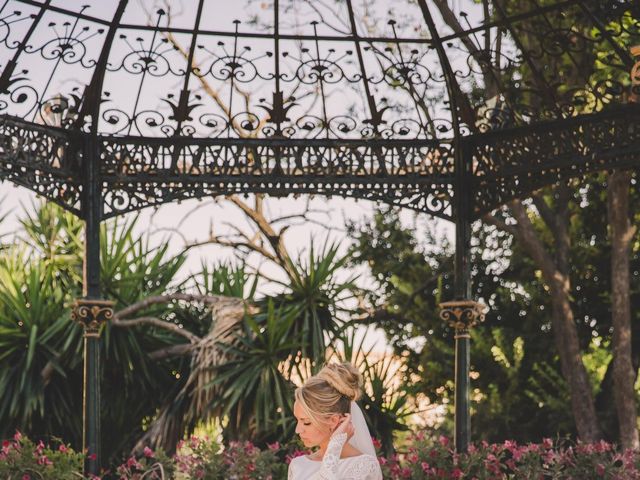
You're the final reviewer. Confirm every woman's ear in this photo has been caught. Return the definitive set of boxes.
[328,414,342,432]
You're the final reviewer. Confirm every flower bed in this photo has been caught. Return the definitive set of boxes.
[379,433,640,479]
[0,431,84,480]
[3,431,640,479]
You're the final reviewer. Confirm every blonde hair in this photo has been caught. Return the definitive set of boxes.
[295,363,362,427]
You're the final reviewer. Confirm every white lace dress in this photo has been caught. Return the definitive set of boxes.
[288,433,383,480]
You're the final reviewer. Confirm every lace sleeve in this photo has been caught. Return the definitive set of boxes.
[317,432,348,480]
[345,455,383,480]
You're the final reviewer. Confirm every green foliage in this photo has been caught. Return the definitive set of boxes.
[195,262,258,300]
[0,247,83,441]
[98,215,190,462]
[348,163,640,444]
[173,437,289,480]
[0,201,413,459]
[18,201,83,288]
[360,356,412,457]
[212,302,298,442]
[0,432,84,480]
[0,203,194,463]
[273,241,356,363]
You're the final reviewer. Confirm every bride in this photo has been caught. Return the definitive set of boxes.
[288,363,383,480]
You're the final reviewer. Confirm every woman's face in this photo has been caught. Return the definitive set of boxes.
[294,401,338,448]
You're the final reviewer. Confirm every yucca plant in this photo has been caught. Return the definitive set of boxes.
[268,241,356,365]
[0,202,194,462]
[97,214,191,461]
[360,356,413,456]
[0,248,82,441]
[18,200,84,289]
[0,203,86,443]
[211,300,300,444]
[194,262,258,300]
[130,262,258,454]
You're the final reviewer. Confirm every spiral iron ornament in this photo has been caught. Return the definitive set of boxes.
[632,45,640,101]
[439,300,488,338]
[71,299,115,338]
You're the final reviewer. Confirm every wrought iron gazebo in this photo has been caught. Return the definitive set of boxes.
[1,0,639,474]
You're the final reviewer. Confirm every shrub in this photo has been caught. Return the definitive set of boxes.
[114,446,175,480]
[170,436,288,480]
[383,433,640,480]
[0,431,84,480]
[4,431,640,479]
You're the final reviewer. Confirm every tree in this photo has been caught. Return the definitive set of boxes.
[607,170,639,449]
[349,169,640,443]
[427,0,640,443]
[348,207,579,442]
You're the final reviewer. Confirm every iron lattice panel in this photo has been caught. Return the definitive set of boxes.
[0,116,81,214]
[0,0,638,218]
[99,138,454,219]
[471,105,640,217]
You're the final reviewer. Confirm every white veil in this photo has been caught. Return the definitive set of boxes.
[348,401,376,457]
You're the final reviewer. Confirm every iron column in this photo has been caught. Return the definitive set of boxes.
[440,141,486,453]
[71,135,113,476]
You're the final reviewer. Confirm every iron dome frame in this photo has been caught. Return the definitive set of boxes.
[0,0,639,475]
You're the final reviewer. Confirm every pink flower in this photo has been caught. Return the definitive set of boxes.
[143,446,154,458]
[451,467,464,479]
[267,441,280,451]
[59,444,68,453]
[126,456,139,469]
[596,463,605,475]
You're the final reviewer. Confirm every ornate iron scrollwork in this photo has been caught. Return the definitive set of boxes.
[632,45,640,102]
[0,0,638,217]
[439,300,487,338]
[71,299,115,338]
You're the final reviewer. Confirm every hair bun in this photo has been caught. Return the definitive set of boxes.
[317,362,362,401]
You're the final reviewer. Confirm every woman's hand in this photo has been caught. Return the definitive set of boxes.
[332,413,354,440]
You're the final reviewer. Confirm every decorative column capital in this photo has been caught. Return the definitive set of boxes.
[631,45,640,102]
[72,299,114,338]
[439,300,487,338]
